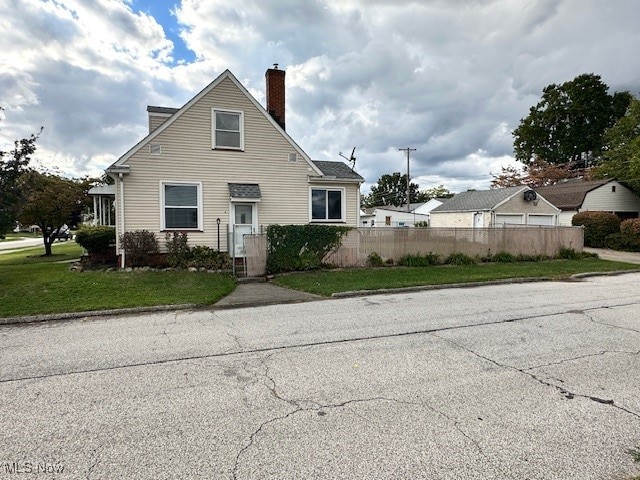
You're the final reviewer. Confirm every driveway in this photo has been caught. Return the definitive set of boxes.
[1,274,639,479]
[584,247,640,265]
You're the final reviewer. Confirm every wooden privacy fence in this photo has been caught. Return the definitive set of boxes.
[243,227,584,276]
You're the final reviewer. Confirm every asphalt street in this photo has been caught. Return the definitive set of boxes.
[1,273,639,479]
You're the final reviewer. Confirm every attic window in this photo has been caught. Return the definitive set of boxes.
[288,152,298,163]
[612,185,616,193]
[150,144,161,155]
[212,109,244,150]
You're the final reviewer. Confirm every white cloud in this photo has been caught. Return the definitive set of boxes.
[1,0,638,190]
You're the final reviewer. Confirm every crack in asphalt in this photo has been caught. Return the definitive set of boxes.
[85,444,102,480]
[523,349,640,371]
[585,307,640,335]
[231,397,412,480]
[2,299,639,385]
[432,333,640,421]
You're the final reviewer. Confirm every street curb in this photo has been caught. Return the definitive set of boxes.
[0,304,197,326]
[1,269,638,326]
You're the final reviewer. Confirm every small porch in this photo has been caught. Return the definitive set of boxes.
[88,184,116,227]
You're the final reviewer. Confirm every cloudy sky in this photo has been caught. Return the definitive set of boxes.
[2,0,639,193]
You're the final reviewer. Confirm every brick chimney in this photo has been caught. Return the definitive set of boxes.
[265,64,285,130]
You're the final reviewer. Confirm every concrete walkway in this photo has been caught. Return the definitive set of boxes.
[214,281,322,308]
[584,247,640,265]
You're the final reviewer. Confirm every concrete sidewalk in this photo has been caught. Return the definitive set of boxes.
[214,281,322,308]
[584,247,640,265]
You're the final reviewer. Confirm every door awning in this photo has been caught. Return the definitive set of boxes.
[228,183,261,200]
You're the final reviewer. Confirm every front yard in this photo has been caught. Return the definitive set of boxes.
[1,242,638,318]
[0,243,235,318]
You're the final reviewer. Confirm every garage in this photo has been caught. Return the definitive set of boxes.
[527,214,556,226]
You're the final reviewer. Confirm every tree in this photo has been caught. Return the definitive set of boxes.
[594,97,640,195]
[490,159,580,188]
[18,171,92,256]
[513,74,631,167]
[362,172,421,207]
[0,127,41,237]
[421,185,454,200]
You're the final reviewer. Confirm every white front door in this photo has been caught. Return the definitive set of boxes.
[232,203,255,257]
[473,212,484,228]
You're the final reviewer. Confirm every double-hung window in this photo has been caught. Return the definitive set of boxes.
[310,188,344,222]
[212,109,243,150]
[161,182,202,230]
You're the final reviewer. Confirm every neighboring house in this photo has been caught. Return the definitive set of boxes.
[106,66,363,266]
[413,197,447,216]
[430,186,559,228]
[87,184,116,226]
[364,203,430,227]
[535,179,640,226]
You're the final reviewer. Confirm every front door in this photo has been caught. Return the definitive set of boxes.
[232,203,255,257]
[474,212,484,228]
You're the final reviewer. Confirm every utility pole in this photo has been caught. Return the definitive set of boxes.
[399,147,416,212]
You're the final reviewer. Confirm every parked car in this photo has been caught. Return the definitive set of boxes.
[53,227,72,241]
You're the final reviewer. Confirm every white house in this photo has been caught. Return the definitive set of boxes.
[535,179,640,226]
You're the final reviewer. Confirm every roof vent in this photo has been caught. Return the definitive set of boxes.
[524,190,537,202]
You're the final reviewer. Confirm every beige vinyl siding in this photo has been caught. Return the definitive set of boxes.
[581,182,640,213]
[121,77,359,252]
[149,114,171,133]
[430,211,480,227]
[494,194,558,215]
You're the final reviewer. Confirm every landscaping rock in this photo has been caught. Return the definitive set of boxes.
[188,267,198,272]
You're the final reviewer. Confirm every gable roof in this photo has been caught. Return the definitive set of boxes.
[312,161,364,181]
[534,179,611,210]
[108,69,323,176]
[432,186,529,212]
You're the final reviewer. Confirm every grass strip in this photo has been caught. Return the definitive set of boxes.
[274,259,639,296]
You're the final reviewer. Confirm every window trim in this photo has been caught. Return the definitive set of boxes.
[309,187,346,223]
[160,181,203,231]
[212,108,244,150]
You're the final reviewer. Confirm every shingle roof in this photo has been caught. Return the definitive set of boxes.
[228,183,261,199]
[372,202,427,212]
[432,186,526,212]
[147,106,179,115]
[312,160,364,181]
[534,179,610,210]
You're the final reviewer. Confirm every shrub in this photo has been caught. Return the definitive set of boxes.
[604,233,640,252]
[557,247,582,260]
[120,230,159,267]
[398,253,440,267]
[367,252,385,267]
[572,211,621,247]
[491,251,517,263]
[619,218,640,250]
[75,226,116,253]
[165,232,191,268]
[189,245,231,269]
[414,221,429,228]
[266,224,351,273]
[445,253,477,265]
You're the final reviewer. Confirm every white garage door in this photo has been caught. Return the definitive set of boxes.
[494,214,524,226]
[528,214,555,226]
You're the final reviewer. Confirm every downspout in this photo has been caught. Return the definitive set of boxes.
[119,173,126,269]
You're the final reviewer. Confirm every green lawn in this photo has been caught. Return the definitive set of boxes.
[274,258,639,296]
[0,244,236,318]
